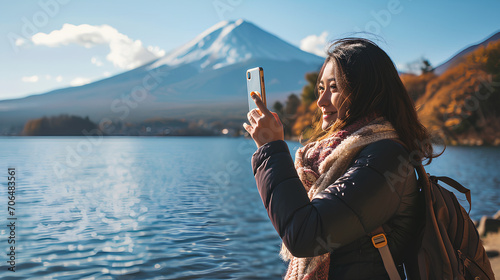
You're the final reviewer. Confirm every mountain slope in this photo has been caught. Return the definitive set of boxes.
[0,19,324,132]
[417,39,500,145]
[434,31,500,75]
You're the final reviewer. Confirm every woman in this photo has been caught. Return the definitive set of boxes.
[243,38,437,279]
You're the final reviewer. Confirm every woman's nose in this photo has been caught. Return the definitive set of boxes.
[317,91,330,108]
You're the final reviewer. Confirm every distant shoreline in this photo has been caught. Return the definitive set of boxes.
[1,134,500,147]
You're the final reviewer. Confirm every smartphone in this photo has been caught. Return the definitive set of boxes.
[246,67,266,112]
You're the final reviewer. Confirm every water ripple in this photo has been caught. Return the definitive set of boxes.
[1,137,496,279]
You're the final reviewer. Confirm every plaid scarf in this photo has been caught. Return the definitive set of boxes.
[282,116,398,280]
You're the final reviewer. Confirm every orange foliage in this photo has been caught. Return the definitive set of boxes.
[416,39,500,145]
[400,72,436,101]
[292,102,319,138]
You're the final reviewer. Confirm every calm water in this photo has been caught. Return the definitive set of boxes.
[0,137,498,279]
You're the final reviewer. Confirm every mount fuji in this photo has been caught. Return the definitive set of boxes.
[0,19,324,131]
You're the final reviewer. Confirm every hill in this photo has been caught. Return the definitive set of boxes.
[416,39,500,145]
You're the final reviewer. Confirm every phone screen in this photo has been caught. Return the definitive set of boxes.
[246,67,266,112]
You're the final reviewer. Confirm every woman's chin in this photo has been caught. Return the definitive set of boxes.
[322,121,334,131]
[322,115,338,131]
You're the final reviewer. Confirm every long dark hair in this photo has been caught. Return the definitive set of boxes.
[306,38,439,164]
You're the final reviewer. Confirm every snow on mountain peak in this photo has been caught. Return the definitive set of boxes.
[150,19,322,71]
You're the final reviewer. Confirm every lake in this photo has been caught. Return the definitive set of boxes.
[0,136,498,279]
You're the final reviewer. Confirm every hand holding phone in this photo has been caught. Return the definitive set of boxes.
[244,67,284,147]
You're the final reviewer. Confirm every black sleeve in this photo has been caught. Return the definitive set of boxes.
[251,139,412,258]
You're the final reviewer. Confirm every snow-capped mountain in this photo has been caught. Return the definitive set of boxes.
[152,19,321,70]
[0,19,324,130]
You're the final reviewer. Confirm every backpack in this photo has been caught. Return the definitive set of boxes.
[372,163,495,280]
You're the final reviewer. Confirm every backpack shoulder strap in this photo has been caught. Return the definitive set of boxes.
[432,175,472,213]
[371,226,402,280]
[415,163,472,213]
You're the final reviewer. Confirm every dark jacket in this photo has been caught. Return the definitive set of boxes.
[251,139,424,279]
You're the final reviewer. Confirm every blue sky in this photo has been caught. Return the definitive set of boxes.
[1,0,499,101]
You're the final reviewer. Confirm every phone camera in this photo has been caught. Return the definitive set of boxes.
[247,72,251,80]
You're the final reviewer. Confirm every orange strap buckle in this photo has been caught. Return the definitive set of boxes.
[372,233,388,248]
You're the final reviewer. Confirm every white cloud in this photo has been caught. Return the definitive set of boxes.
[91,56,103,67]
[103,71,111,77]
[22,75,39,83]
[15,38,26,47]
[70,77,91,87]
[300,31,329,57]
[31,23,165,69]
[56,75,63,82]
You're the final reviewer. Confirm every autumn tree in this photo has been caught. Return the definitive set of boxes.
[301,72,319,106]
[291,72,321,139]
[22,114,100,136]
[274,94,302,138]
[420,58,433,74]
